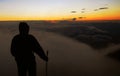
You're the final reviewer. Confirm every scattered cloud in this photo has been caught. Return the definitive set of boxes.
[94,9,98,11]
[94,7,109,11]
[82,8,85,10]
[72,18,77,21]
[99,7,108,10]
[78,17,86,19]
[71,11,77,13]
[81,11,85,13]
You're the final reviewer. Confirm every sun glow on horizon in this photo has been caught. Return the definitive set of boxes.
[0,0,119,21]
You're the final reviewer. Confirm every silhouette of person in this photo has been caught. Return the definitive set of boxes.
[11,22,48,76]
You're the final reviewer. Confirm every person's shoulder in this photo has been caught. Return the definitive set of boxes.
[13,34,20,39]
[28,34,34,37]
[28,34,36,39]
[12,34,20,41]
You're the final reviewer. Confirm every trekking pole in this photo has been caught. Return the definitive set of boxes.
[46,50,48,76]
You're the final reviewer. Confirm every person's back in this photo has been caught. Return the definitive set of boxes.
[11,22,48,76]
[12,34,36,60]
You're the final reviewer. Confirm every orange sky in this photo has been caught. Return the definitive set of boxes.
[0,0,120,21]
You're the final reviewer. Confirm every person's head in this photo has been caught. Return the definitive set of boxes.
[19,22,29,35]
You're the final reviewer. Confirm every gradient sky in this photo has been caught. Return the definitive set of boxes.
[0,0,120,21]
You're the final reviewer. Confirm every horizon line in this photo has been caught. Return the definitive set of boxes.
[0,19,120,22]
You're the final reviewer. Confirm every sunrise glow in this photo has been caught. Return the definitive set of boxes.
[0,0,120,21]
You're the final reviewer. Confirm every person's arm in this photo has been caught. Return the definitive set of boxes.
[31,35,48,61]
[36,45,48,62]
[11,37,16,57]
